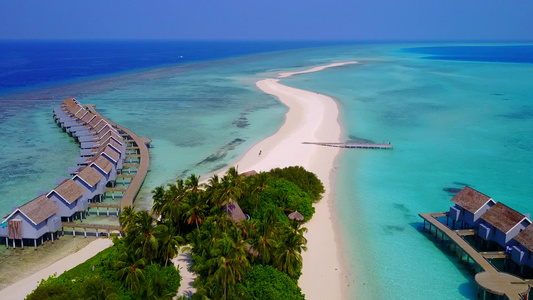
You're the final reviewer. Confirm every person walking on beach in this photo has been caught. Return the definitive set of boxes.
[259,150,262,156]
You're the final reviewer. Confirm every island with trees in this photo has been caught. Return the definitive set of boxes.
[25,166,324,300]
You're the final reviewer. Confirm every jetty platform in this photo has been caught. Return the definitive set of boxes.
[85,105,150,209]
[302,141,393,150]
[420,212,530,300]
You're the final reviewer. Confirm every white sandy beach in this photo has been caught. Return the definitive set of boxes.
[231,62,355,299]
[3,62,354,300]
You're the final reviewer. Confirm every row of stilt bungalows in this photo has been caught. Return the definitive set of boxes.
[448,186,533,275]
[0,97,126,249]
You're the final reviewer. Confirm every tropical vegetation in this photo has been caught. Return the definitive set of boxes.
[26,165,323,300]
[151,166,323,299]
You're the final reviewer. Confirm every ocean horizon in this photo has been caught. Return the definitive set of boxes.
[1,40,532,299]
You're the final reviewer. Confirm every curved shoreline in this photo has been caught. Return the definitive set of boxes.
[2,61,356,299]
[229,61,357,299]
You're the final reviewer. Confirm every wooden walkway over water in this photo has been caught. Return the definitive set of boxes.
[420,212,530,300]
[302,142,393,150]
[85,105,151,209]
[61,222,122,237]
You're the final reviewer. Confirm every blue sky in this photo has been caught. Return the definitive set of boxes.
[1,0,532,40]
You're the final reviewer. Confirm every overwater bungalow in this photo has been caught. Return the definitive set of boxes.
[448,186,495,229]
[73,166,106,202]
[78,125,118,143]
[65,112,97,133]
[47,179,88,222]
[60,108,88,128]
[478,202,531,249]
[90,155,117,182]
[511,225,533,274]
[0,195,61,248]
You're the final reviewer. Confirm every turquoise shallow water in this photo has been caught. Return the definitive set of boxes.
[1,43,532,299]
[283,44,533,299]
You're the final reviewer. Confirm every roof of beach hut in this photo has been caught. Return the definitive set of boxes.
[102,146,120,162]
[94,121,109,132]
[91,156,114,174]
[240,170,258,177]
[3,195,59,225]
[480,202,530,233]
[288,210,304,221]
[19,195,59,225]
[221,199,246,222]
[97,131,123,145]
[80,112,95,123]
[514,225,533,252]
[88,116,104,127]
[51,179,85,204]
[450,186,493,214]
[73,108,88,119]
[75,166,104,187]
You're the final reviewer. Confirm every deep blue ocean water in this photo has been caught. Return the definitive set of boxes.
[404,44,533,63]
[1,41,532,299]
[0,40,346,95]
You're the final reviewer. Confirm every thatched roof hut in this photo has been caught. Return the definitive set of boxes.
[288,210,304,221]
[240,170,258,177]
[221,199,247,222]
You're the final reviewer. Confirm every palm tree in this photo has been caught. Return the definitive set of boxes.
[151,185,167,218]
[115,251,146,292]
[219,167,245,212]
[250,220,279,264]
[81,276,119,300]
[119,206,135,231]
[251,172,269,210]
[208,235,250,299]
[158,221,186,267]
[144,269,175,300]
[185,174,200,192]
[203,174,221,199]
[131,211,165,262]
[183,191,208,233]
[273,223,308,278]
[157,179,187,224]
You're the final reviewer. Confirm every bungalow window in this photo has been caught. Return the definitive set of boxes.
[462,208,465,216]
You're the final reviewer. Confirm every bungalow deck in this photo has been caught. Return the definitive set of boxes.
[61,222,122,237]
[420,212,530,300]
[302,141,393,150]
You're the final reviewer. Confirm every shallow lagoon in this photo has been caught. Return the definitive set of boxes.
[1,43,532,299]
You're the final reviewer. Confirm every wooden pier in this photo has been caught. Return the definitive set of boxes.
[420,212,530,300]
[302,142,393,150]
[85,105,151,209]
[61,222,122,238]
